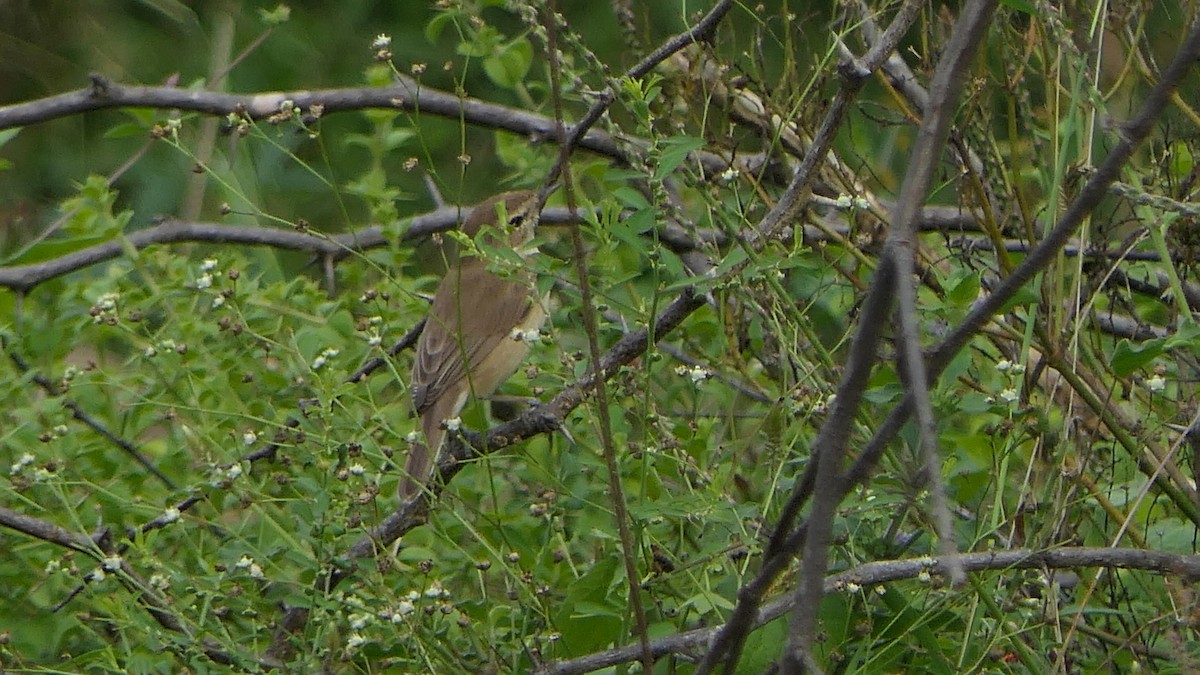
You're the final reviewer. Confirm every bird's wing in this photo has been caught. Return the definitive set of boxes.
[411,260,534,415]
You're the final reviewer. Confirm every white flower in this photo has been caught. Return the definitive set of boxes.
[348,463,365,476]
[367,334,382,347]
[424,581,449,599]
[996,359,1013,372]
[10,453,35,475]
[44,559,61,574]
[510,329,539,344]
[1146,375,1166,393]
[148,573,170,591]
[196,274,212,289]
[97,292,119,311]
[999,388,1019,403]
[226,464,243,480]
[917,570,931,583]
[248,563,264,580]
[161,507,181,524]
[201,259,218,271]
[102,556,122,571]
[405,431,421,444]
[236,555,254,569]
[212,296,225,309]
[90,569,106,582]
[444,417,462,432]
[349,613,370,630]
[674,365,710,384]
[371,34,391,50]
[311,348,339,371]
[144,346,157,358]
[346,632,366,650]
[845,582,861,593]
[242,430,257,446]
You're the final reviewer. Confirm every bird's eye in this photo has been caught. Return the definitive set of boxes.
[507,213,523,226]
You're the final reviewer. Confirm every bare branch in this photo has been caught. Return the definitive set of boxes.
[540,547,1200,675]
[0,205,583,293]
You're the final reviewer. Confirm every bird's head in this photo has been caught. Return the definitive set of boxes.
[461,190,546,248]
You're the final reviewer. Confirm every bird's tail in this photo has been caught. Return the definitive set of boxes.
[398,394,456,498]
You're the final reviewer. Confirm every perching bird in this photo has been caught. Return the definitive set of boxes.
[401,190,547,497]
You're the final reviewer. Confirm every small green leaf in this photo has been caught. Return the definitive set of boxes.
[1110,337,1165,376]
[655,135,705,180]
[483,38,532,89]
[258,3,291,25]
[946,271,981,307]
[0,127,21,148]
[611,186,650,210]
[997,284,1039,313]
[1169,141,1195,179]
[1164,322,1200,350]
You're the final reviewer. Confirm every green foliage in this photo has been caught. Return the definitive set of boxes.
[1,1,1199,673]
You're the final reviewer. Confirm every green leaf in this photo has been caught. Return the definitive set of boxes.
[607,207,654,249]
[0,235,112,266]
[611,186,650,210]
[257,3,291,25]
[103,122,149,140]
[457,25,499,58]
[945,271,980,307]
[424,11,456,43]
[1110,338,1164,376]
[0,127,21,148]
[132,0,198,24]
[1164,321,1200,350]
[655,135,705,180]
[682,589,735,615]
[999,0,1038,13]
[1168,141,1195,179]
[738,617,787,675]
[483,37,532,89]
[997,284,1039,313]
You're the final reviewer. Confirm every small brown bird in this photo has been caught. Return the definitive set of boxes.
[401,190,546,497]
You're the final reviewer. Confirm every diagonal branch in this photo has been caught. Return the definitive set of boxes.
[268,287,707,656]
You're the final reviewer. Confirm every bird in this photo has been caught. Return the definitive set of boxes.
[400,190,547,498]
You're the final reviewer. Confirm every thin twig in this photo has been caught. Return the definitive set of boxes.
[5,340,176,489]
